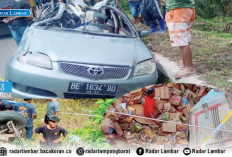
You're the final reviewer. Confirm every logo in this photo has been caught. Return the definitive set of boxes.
[136,147,144,156]
[18,107,27,111]
[0,10,31,17]
[0,147,7,156]
[87,67,104,76]
[76,147,84,156]
[0,82,12,92]
[183,148,191,156]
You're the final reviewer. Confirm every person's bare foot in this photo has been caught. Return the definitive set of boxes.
[178,60,185,70]
[173,68,197,78]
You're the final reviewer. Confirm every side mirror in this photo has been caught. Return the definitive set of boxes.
[139,30,149,38]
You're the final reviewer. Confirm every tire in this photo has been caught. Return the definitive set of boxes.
[0,111,26,130]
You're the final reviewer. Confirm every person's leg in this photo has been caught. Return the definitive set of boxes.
[25,123,33,140]
[90,0,95,6]
[176,8,196,73]
[39,3,43,8]
[135,1,142,26]
[157,18,165,34]
[138,0,145,24]
[179,50,185,69]
[16,26,27,45]
[142,1,158,34]
[129,2,140,26]
[8,25,21,46]
[148,0,165,34]
[163,5,166,20]
[166,8,196,77]
[179,45,195,71]
[143,0,163,34]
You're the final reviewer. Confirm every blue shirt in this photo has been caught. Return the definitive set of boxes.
[14,102,37,125]
[0,99,16,110]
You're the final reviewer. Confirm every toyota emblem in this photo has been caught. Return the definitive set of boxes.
[87,67,104,76]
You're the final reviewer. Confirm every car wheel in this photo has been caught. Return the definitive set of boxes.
[0,111,26,130]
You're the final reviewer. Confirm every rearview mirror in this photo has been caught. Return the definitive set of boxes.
[139,30,149,38]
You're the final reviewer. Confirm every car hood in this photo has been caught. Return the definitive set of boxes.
[27,28,153,67]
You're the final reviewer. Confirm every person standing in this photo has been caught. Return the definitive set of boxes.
[166,0,197,78]
[44,99,60,124]
[143,88,163,126]
[3,0,31,46]
[35,117,68,149]
[14,99,37,140]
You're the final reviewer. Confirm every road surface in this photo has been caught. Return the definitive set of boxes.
[0,35,17,80]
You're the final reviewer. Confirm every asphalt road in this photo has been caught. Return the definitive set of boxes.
[0,35,17,80]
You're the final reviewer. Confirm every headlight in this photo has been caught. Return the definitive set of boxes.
[133,59,156,76]
[17,52,53,70]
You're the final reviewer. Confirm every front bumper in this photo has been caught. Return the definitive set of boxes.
[5,57,158,98]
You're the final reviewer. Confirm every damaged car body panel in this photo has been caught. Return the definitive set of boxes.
[26,28,151,66]
[5,1,158,99]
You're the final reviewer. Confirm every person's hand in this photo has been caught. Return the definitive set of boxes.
[3,18,10,24]
[40,138,47,143]
[53,139,62,143]
[6,18,14,23]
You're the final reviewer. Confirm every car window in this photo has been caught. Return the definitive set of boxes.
[33,3,136,38]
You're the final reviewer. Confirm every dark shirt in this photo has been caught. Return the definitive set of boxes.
[35,125,68,149]
[9,0,31,26]
[14,102,37,125]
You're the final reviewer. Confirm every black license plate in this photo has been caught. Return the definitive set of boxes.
[68,82,118,96]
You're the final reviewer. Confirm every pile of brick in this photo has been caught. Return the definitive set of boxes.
[102,83,211,149]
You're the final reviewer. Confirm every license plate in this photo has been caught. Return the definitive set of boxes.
[68,82,118,96]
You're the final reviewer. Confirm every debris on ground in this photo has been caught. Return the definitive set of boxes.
[102,83,212,150]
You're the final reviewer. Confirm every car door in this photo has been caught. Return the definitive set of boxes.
[189,89,232,149]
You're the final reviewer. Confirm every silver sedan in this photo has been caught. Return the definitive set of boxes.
[4,2,158,98]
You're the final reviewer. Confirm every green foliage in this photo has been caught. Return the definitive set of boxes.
[91,99,116,120]
[68,125,111,149]
[217,33,232,38]
[195,0,232,18]
[12,138,38,149]
[63,99,116,150]
[119,0,131,16]
[194,16,232,35]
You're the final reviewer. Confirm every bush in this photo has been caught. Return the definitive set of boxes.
[195,0,232,18]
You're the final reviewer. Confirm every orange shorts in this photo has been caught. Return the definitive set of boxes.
[166,8,196,47]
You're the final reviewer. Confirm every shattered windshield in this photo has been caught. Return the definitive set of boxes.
[32,1,136,38]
